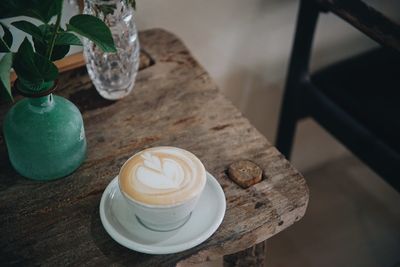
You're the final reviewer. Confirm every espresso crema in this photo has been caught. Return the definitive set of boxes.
[119,147,206,206]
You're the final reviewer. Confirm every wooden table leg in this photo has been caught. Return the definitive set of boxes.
[223,241,267,267]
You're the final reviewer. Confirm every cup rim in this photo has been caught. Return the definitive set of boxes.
[119,186,203,209]
[118,146,206,208]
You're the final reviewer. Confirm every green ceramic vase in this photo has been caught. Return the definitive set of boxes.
[3,93,87,180]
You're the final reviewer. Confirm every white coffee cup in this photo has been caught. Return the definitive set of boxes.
[118,146,206,231]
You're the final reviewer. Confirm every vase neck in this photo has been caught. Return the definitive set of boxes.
[29,94,54,108]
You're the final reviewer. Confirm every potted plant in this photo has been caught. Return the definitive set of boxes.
[0,0,117,180]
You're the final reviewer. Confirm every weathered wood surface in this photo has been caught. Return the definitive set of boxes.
[0,29,308,266]
[223,241,267,267]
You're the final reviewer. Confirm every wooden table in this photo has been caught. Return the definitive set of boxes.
[0,29,308,266]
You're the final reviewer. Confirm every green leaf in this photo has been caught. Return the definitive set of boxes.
[0,23,13,48]
[36,24,56,49]
[13,38,41,83]
[0,39,10,52]
[11,21,43,41]
[0,53,13,101]
[0,23,12,52]
[49,0,64,20]
[34,53,58,80]
[38,24,53,40]
[55,32,82,46]
[67,15,116,53]
[0,0,28,19]
[13,38,58,87]
[0,0,63,23]
[31,25,71,61]
[50,45,70,61]
[33,37,46,57]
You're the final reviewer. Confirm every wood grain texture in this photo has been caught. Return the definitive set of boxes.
[223,241,267,267]
[0,29,308,266]
[315,0,400,52]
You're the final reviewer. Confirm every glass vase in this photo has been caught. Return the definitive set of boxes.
[3,88,87,180]
[83,0,140,100]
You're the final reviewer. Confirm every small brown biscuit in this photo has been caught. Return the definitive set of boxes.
[228,160,263,188]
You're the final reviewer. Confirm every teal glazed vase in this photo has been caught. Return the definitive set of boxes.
[3,91,87,181]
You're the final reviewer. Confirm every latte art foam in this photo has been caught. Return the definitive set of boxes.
[119,147,206,206]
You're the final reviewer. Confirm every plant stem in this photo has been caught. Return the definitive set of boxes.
[46,10,62,60]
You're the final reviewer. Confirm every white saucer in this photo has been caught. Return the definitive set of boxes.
[99,172,226,254]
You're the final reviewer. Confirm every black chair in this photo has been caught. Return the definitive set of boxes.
[276,0,400,191]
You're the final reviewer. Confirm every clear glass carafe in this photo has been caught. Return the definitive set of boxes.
[83,0,140,100]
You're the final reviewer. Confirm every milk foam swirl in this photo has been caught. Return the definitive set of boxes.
[119,147,206,206]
